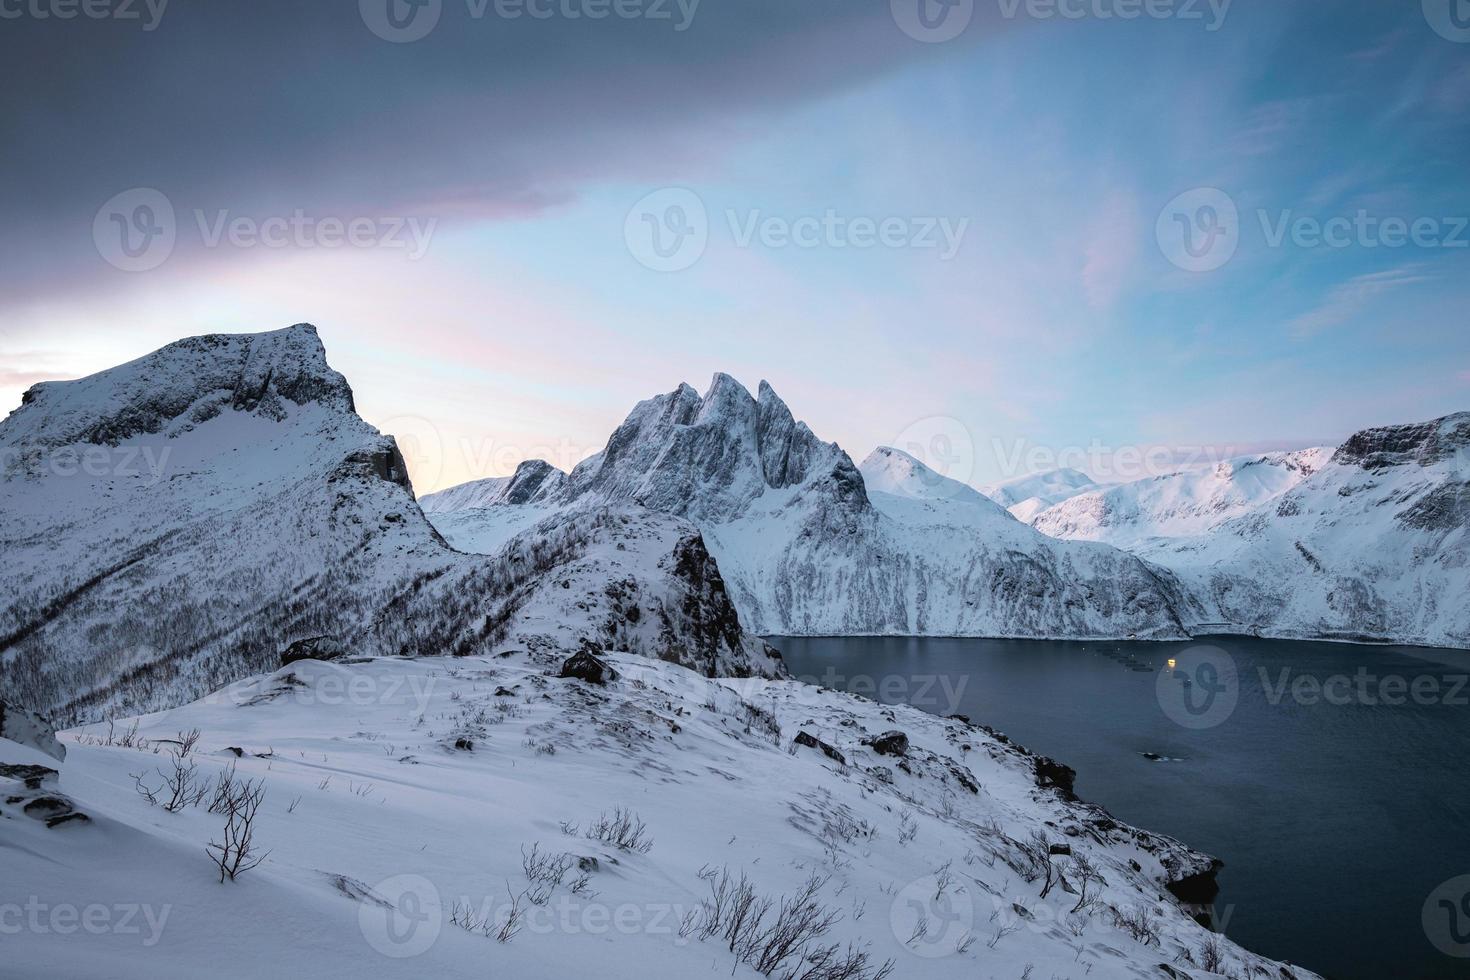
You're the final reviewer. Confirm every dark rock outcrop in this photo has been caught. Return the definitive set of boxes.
[280,635,348,667]
[1033,756,1077,799]
[559,646,619,685]
[793,730,845,765]
[863,730,909,757]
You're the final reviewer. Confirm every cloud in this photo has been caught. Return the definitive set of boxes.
[1287,266,1432,338]
[0,2,1003,307]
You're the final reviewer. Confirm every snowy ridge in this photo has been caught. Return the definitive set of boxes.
[983,467,1108,524]
[0,327,779,724]
[2,651,1322,980]
[428,376,1196,640]
[1031,448,1333,547]
[1024,422,1470,647]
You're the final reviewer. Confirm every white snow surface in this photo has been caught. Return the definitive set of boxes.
[1,651,1319,980]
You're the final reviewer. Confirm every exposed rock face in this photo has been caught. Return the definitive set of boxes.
[0,701,65,762]
[426,378,1195,640]
[1332,413,1470,471]
[419,459,567,513]
[1,327,781,723]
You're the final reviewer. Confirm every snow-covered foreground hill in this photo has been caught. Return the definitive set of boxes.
[1023,419,1470,648]
[0,326,778,725]
[2,651,1320,980]
[425,378,1194,640]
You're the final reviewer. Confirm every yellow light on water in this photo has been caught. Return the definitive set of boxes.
[1167,658,1177,669]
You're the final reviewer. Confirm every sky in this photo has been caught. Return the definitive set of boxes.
[1,0,1467,493]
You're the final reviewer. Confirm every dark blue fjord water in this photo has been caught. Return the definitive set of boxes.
[772,636,1470,980]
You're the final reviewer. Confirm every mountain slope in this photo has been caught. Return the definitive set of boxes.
[3,651,1320,980]
[1029,421,1470,647]
[426,378,1196,639]
[0,327,779,723]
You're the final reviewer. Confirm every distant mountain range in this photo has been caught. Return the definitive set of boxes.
[1002,426,1470,647]
[4,324,1465,723]
[424,375,1195,640]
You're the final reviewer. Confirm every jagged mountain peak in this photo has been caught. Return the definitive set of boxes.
[553,373,856,523]
[3,323,355,450]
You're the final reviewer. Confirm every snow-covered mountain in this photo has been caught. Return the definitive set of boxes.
[425,376,1195,639]
[0,327,779,724]
[1031,448,1333,548]
[983,467,1108,524]
[1027,423,1470,647]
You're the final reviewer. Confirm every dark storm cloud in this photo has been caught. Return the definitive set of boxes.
[0,0,996,296]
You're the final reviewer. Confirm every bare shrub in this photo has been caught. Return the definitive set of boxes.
[1067,851,1103,915]
[521,842,573,904]
[691,866,893,980]
[1198,931,1227,973]
[206,777,269,882]
[1110,904,1161,946]
[131,747,209,813]
[584,806,653,853]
